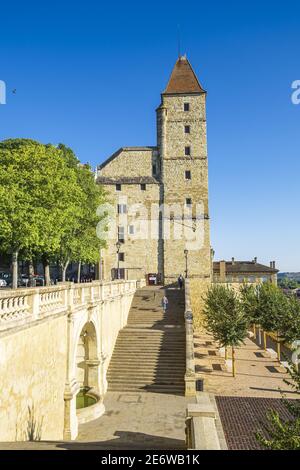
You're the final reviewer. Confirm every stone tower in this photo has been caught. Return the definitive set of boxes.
[97,55,211,286]
[156,55,211,284]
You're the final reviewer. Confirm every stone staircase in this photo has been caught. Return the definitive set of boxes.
[107,287,186,395]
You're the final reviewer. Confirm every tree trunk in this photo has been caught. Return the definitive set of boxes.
[61,260,69,282]
[77,261,81,284]
[225,347,228,360]
[253,324,256,336]
[232,346,236,377]
[43,258,50,286]
[28,261,35,287]
[12,250,19,289]
[263,331,267,350]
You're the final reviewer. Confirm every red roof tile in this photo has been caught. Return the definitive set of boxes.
[164,56,205,94]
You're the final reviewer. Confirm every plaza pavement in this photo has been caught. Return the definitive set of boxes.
[0,392,190,450]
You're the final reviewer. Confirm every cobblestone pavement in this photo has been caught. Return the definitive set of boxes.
[194,332,296,398]
[216,395,294,450]
[0,392,191,450]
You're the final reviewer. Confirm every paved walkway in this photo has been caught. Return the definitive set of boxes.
[0,392,190,450]
[194,332,296,398]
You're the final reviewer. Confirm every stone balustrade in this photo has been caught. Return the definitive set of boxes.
[184,278,197,397]
[0,280,137,332]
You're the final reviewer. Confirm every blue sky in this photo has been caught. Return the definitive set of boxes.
[0,0,299,271]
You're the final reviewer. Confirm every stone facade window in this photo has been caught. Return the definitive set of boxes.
[118,226,125,242]
[140,183,146,191]
[116,183,121,191]
[185,170,191,180]
[185,146,191,156]
[117,204,127,214]
[128,225,135,235]
[184,125,190,133]
[184,102,190,111]
[118,252,125,262]
[152,164,157,175]
[186,198,192,207]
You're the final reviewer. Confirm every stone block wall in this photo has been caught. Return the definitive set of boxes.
[0,315,68,441]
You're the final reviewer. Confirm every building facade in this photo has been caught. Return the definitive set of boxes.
[213,258,278,285]
[97,56,211,284]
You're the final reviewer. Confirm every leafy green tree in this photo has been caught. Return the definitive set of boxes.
[256,361,300,449]
[257,282,289,353]
[57,145,106,281]
[240,283,261,327]
[203,285,248,376]
[279,296,300,345]
[279,277,299,290]
[0,139,83,287]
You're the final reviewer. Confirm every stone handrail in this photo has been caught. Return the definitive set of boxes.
[184,278,196,396]
[0,280,138,331]
[185,393,222,450]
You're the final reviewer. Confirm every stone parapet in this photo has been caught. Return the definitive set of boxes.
[0,280,137,333]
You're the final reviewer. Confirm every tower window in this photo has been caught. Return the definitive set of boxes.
[184,103,190,111]
[185,146,191,156]
[128,225,135,235]
[117,204,127,214]
[116,183,121,191]
[186,198,192,207]
[118,226,125,243]
[184,125,190,134]
[140,183,146,191]
[118,252,125,262]
[185,170,191,180]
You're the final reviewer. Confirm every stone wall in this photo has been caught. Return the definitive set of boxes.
[100,182,160,281]
[0,314,67,441]
[99,148,156,178]
[189,278,211,332]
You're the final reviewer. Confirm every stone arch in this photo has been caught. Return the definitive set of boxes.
[75,321,99,392]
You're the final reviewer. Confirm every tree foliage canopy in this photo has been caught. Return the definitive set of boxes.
[203,284,248,348]
[0,139,106,284]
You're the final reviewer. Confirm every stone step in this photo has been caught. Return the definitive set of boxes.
[107,287,185,394]
[108,379,184,386]
[113,339,185,344]
[108,363,185,369]
[107,373,185,381]
[114,344,185,348]
[108,385,185,394]
[109,357,185,363]
[110,353,185,359]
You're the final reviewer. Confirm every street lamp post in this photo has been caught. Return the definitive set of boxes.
[184,249,189,279]
[116,241,121,280]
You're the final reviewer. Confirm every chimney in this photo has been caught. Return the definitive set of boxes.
[254,257,257,264]
[231,257,235,265]
[220,260,226,282]
[270,261,273,268]
[273,261,276,269]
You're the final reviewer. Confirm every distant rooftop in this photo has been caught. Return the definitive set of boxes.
[213,259,278,274]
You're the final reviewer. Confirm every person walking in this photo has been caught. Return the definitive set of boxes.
[162,295,169,313]
[178,274,184,289]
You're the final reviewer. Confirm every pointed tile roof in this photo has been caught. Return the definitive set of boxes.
[163,56,206,95]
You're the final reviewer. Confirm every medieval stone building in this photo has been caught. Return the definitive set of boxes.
[97,56,211,284]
